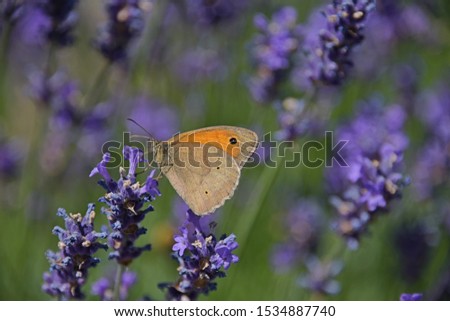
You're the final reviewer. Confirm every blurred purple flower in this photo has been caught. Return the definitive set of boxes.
[373,0,432,42]
[327,99,409,248]
[271,199,322,272]
[78,102,114,159]
[274,98,308,141]
[274,97,331,140]
[400,293,423,301]
[413,83,450,200]
[173,48,226,84]
[90,146,161,265]
[28,71,113,172]
[172,196,189,222]
[91,271,137,300]
[28,70,80,126]
[413,142,449,200]
[418,83,450,143]
[17,5,51,46]
[185,0,247,26]
[394,221,436,283]
[160,210,238,300]
[42,204,108,300]
[248,7,300,103]
[293,0,375,91]
[17,0,79,46]
[354,1,434,78]
[94,0,151,63]
[298,257,342,296]
[394,63,421,111]
[127,96,178,141]
[0,0,24,31]
[91,277,111,300]
[0,137,22,180]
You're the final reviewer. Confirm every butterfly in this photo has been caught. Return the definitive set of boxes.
[148,126,258,215]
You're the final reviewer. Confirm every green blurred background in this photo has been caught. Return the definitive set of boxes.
[1,0,450,300]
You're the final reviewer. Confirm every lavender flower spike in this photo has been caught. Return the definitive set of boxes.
[299,257,343,296]
[294,0,375,90]
[327,99,409,249]
[248,7,300,103]
[271,199,322,272]
[19,0,79,46]
[186,0,247,26]
[160,210,239,300]
[90,145,161,265]
[91,271,137,300]
[0,0,24,31]
[42,204,107,300]
[94,0,151,63]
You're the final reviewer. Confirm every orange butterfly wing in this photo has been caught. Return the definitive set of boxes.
[167,126,258,167]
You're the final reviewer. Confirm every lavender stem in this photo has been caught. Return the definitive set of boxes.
[113,264,125,301]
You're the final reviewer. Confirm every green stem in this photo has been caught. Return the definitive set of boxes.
[45,44,55,76]
[147,0,172,69]
[113,264,125,301]
[324,235,346,262]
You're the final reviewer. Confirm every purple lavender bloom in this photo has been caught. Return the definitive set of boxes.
[248,7,300,103]
[42,204,107,300]
[275,98,308,141]
[160,210,239,300]
[127,96,178,141]
[28,71,113,172]
[91,278,111,300]
[17,5,51,46]
[271,199,322,272]
[0,137,22,180]
[393,63,420,110]
[185,0,247,26]
[293,0,375,91]
[91,271,137,300]
[0,0,24,30]
[298,257,342,296]
[418,84,450,143]
[17,0,79,46]
[413,83,450,200]
[354,1,433,78]
[327,99,409,248]
[370,1,432,43]
[173,48,226,84]
[37,0,79,46]
[413,141,448,200]
[274,97,330,140]
[78,102,114,159]
[94,0,151,63]
[90,146,161,265]
[28,71,79,127]
[394,222,435,283]
[400,293,423,301]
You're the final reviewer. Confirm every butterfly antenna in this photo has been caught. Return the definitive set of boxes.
[127,118,158,143]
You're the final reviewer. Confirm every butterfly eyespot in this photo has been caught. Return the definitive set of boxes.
[205,191,209,194]
[229,137,237,145]
[216,166,220,170]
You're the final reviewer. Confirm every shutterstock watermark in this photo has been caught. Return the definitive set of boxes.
[101,131,349,169]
